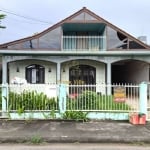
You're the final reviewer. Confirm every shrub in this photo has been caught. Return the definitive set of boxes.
[76,91,97,110]
[30,135,43,144]
[62,111,88,121]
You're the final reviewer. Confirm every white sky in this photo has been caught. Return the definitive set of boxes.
[0,0,150,44]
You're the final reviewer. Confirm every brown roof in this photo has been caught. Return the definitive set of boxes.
[0,7,150,49]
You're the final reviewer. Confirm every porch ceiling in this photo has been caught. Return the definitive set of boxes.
[62,23,105,32]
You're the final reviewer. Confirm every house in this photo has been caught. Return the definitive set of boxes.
[0,7,150,94]
[0,7,150,120]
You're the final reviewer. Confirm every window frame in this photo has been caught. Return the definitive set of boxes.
[25,64,45,84]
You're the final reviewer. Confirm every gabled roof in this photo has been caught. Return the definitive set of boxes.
[0,7,150,49]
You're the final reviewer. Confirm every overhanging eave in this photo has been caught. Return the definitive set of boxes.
[0,49,150,56]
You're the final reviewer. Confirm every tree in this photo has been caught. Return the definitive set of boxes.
[0,14,6,28]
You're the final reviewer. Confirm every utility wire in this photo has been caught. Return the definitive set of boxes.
[0,9,53,24]
[6,15,51,25]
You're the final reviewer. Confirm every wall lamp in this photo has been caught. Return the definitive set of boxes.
[48,68,51,72]
[16,66,19,72]
[63,68,65,72]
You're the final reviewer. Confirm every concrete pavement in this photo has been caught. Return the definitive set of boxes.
[0,119,150,143]
[0,144,150,150]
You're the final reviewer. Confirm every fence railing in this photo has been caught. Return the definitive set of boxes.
[66,84,140,112]
[0,84,140,113]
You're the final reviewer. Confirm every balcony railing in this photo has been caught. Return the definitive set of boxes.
[62,36,106,51]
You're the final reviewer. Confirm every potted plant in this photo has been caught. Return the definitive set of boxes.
[138,113,146,125]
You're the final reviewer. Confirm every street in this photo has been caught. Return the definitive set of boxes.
[0,143,150,150]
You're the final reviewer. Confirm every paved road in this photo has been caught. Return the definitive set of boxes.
[0,143,150,150]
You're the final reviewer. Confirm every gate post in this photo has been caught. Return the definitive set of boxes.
[59,84,67,114]
[139,82,147,116]
[106,62,112,95]
[1,83,8,117]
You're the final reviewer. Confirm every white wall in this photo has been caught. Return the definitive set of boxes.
[9,59,106,84]
[9,60,56,84]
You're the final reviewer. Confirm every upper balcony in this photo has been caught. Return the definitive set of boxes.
[62,23,106,51]
[62,35,106,51]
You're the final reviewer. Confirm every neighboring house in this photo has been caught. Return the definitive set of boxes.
[0,7,150,94]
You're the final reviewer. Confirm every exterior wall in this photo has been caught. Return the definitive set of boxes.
[8,60,56,84]
[7,27,62,50]
[126,61,149,84]
[7,56,150,86]
[8,59,106,95]
[38,27,62,49]
[71,12,97,21]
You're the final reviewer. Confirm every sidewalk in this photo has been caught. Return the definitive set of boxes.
[0,119,150,143]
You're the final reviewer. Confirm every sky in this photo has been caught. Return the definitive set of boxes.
[0,0,150,44]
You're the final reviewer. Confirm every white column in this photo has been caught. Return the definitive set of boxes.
[56,62,61,84]
[2,56,7,84]
[139,82,147,116]
[107,62,112,95]
[2,56,8,117]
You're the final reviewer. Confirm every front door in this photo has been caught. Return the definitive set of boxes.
[69,65,96,94]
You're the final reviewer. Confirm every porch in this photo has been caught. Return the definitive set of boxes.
[0,83,147,120]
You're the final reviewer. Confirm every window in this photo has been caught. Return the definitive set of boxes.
[26,64,45,83]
